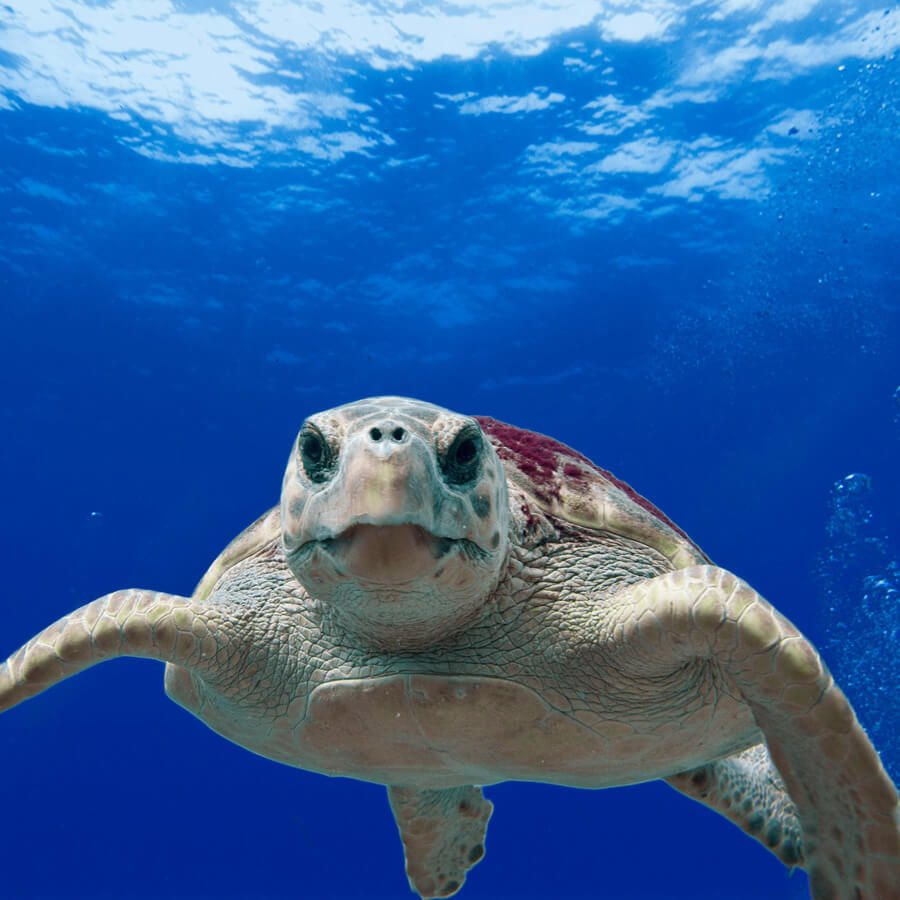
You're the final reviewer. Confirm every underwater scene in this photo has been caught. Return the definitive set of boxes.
[1,2,899,898]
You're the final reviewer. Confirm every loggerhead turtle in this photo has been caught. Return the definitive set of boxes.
[1,397,898,898]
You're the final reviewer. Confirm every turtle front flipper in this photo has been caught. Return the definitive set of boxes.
[0,589,229,712]
[666,743,805,868]
[387,784,493,899]
[613,565,900,899]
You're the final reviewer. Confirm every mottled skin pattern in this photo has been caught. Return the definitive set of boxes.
[1,397,898,899]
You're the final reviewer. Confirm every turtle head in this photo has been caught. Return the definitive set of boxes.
[280,397,509,649]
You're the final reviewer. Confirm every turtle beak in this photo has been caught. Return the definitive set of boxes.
[339,429,434,527]
[323,523,454,585]
[286,427,470,557]
[295,437,462,584]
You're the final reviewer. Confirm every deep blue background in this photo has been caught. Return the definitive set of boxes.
[1,2,898,898]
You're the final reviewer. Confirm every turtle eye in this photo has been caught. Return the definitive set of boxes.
[298,425,333,483]
[442,425,482,485]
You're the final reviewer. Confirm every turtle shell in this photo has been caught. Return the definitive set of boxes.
[474,416,709,569]
[192,413,709,604]
[192,505,281,601]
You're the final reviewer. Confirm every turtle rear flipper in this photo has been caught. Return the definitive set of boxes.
[667,743,805,868]
[388,785,492,899]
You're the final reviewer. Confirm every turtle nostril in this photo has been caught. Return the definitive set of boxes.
[370,424,405,443]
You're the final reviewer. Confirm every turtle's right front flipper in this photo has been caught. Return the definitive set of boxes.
[388,784,493,899]
[0,589,228,712]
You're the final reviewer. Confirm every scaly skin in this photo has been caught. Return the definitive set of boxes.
[388,785,493,898]
[0,591,229,709]
[667,744,806,869]
[1,397,898,899]
[2,546,897,896]
[613,566,900,898]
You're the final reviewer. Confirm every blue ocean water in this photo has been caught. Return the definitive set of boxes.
[1,2,898,898]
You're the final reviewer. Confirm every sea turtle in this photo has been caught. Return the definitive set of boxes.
[1,396,898,898]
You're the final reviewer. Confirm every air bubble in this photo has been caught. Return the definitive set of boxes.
[825,473,873,539]
[817,394,900,783]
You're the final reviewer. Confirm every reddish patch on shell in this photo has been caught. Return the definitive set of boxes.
[563,463,586,481]
[474,415,709,562]
[474,417,567,503]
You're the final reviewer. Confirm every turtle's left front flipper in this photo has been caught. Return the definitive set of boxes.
[0,589,228,712]
[387,784,493,899]
[614,565,900,899]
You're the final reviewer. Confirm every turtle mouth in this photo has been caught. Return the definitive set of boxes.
[327,523,454,584]
[286,522,497,648]
[291,523,463,586]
